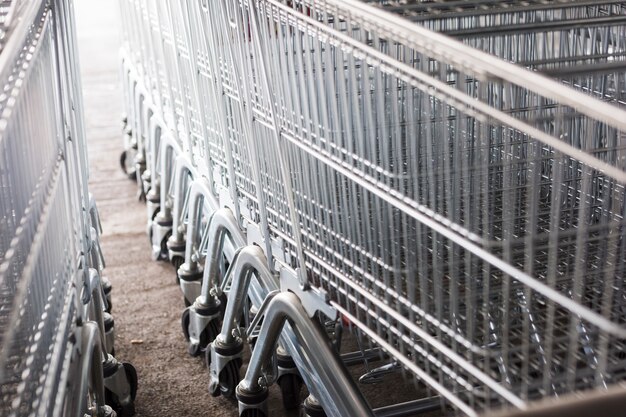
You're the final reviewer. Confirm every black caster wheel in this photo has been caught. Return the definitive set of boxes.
[150,204,160,220]
[201,320,220,353]
[105,294,113,314]
[124,362,138,401]
[240,410,266,417]
[172,255,184,269]
[277,374,304,409]
[188,343,201,357]
[105,362,138,417]
[102,277,113,313]
[119,150,137,181]
[181,308,191,341]
[219,359,242,398]
[159,231,172,261]
[119,150,127,172]
[148,228,172,262]
[205,343,212,366]
[172,256,184,282]
[208,358,242,398]
[181,309,220,356]
[148,228,154,254]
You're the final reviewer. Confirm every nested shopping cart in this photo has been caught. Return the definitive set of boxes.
[0,1,137,416]
[119,0,626,416]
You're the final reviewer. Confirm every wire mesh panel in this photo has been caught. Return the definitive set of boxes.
[0,0,101,416]
[374,1,626,103]
[184,0,252,213]
[229,0,626,414]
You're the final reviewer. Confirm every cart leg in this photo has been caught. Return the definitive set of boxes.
[236,292,374,417]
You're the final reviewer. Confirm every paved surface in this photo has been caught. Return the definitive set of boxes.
[74,2,429,416]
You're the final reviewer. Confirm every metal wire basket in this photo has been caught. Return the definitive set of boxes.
[119,0,626,415]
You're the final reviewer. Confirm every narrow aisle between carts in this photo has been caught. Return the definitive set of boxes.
[76,2,251,416]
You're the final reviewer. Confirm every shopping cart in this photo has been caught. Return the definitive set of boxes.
[119,0,626,416]
[0,1,137,416]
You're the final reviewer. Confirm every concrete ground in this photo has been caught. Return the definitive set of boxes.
[74,2,430,416]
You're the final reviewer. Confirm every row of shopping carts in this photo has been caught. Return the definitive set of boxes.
[118,0,626,416]
[0,1,137,416]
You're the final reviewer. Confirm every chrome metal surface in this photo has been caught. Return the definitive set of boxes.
[0,1,115,415]
[118,0,626,415]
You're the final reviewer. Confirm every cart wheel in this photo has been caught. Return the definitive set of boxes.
[187,340,202,357]
[150,207,160,220]
[221,359,242,398]
[173,257,185,287]
[105,294,113,314]
[172,255,184,271]
[148,227,154,248]
[160,231,172,260]
[149,227,172,262]
[205,342,213,364]
[207,350,219,396]
[204,344,212,368]
[182,309,220,356]
[123,362,138,401]
[102,278,113,314]
[203,320,220,349]
[105,362,138,417]
[240,410,266,417]
[181,308,191,341]
[119,150,126,172]
[209,358,242,398]
[119,150,136,181]
[277,374,303,409]
[208,378,220,397]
